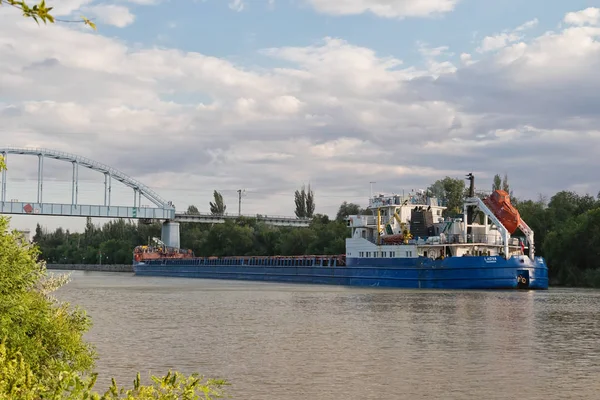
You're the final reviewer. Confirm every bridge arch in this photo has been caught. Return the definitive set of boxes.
[0,147,308,248]
[0,147,170,208]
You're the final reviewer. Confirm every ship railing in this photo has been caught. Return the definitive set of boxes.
[347,215,377,226]
[370,233,508,246]
[154,254,346,267]
[368,196,449,208]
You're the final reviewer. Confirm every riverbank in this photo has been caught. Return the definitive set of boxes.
[46,264,133,272]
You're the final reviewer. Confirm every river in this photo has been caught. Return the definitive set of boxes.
[53,270,600,399]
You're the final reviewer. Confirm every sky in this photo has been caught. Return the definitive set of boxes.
[1,0,600,234]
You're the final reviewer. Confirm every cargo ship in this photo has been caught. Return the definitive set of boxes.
[133,174,548,290]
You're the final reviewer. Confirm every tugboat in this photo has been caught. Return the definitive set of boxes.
[133,174,548,290]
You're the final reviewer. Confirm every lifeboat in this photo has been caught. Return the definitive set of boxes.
[482,190,520,234]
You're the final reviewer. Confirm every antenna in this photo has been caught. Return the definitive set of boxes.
[237,189,246,215]
[370,181,376,198]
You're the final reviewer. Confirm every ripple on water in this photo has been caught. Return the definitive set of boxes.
[54,271,600,400]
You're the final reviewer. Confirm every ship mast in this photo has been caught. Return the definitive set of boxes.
[465,173,475,240]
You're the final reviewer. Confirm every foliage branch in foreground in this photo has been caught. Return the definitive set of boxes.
[1,0,96,29]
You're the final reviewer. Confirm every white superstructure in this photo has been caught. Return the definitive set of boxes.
[345,188,529,261]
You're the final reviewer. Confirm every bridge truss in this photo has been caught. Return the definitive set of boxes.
[0,147,309,228]
[0,147,175,220]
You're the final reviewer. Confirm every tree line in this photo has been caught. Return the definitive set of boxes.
[32,176,600,287]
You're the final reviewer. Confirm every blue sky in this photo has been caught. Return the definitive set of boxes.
[1,0,600,233]
[109,0,591,64]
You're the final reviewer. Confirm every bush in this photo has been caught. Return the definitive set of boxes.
[0,212,229,398]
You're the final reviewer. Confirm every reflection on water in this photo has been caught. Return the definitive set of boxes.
[54,270,600,399]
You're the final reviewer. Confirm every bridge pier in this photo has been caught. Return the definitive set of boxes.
[161,221,180,249]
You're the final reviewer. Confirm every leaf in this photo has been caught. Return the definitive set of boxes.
[82,16,97,30]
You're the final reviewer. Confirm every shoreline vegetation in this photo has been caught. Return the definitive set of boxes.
[31,175,600,289]
[0,159,229,399]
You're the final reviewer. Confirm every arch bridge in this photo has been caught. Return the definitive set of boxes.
[0,147,309,247]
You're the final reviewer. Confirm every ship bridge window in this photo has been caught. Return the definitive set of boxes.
[390,251,395,257]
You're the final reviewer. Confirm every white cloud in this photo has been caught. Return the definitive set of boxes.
[1,5,600,231]
[306,0,460,18]
[417,43,456,76]
[228,0,244,12]
[476,18,538,53]
[515,18,539,31]
[45,0,94,16]
[459,53,475,66]
[564,7,600,26]
[86,4,135,28]
[477,32,521,53]
[418,44,452,58]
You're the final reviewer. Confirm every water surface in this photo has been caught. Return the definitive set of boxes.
[54,270,600,399]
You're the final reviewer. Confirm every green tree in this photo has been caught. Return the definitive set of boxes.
[312,213,330,224]
[294,184,315,218]
[209,190,226,215]
[336,201,362,222]
[502,173,510,193]
[427,177,465,217]
[547,191,589,227]
[33,222,44,243]
[279,228,317,255]
[516,197,550,255]
[307,217,347,254]
[306,184,315,218]
[294,185,307,218]
[186,205,200,215]
[492,174,502,191]
[0,217,96,384]
[543,208,600,287]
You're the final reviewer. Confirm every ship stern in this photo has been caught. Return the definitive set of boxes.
[512,256,548,290]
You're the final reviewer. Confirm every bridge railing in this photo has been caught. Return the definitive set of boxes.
[175,212,311,221]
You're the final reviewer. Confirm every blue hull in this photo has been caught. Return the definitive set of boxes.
[133,255,548,290]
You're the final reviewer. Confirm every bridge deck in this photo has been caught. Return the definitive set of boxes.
[0,201,310,227]
[0,201,175,219]
[174,213,311,227]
